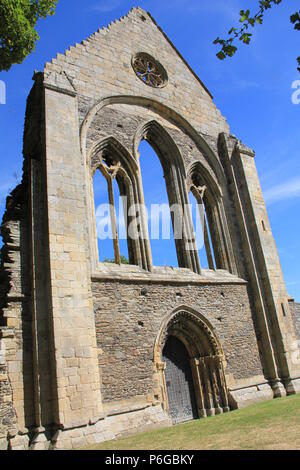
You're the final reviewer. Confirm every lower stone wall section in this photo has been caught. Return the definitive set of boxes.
[92,279,264,404]
[228,383,274,409]
[7,404,171,450]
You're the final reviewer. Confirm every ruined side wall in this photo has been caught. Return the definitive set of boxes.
[292,303,300,341]
[0,185,35,436]
[92,277,264,413]
[0,331,17,450]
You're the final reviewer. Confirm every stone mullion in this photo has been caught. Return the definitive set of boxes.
[212,200,231,271]
[203,208,215,270]
[205,200,224,270]
[106,176,121,265]
[176,166,201,274]
[89,171,100,271]
[197,196,215,270]
[135,163,153,271]
[126,181,143,267]
[164,165,185,268]
[210,198,237,275]
[169,165,194,270]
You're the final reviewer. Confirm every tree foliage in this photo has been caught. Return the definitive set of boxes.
[214,0,300,73]
[0,0,58,71]
[104,256,130,265]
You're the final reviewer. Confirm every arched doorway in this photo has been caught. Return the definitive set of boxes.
[162,336,197,424]
[155,307,230,422]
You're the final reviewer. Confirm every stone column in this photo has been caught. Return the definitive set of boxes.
[191,358,207,418]
[208,357,223,415]
[200,357,215,416]
[233,142,300,389]
[216,357,230,412]
[156,362,168,412]
[219,134,300,395]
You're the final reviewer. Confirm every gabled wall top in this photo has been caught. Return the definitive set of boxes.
[43,7,230,138]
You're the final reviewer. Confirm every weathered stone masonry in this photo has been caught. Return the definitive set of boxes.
[290,301,300,342]
[0,7,299,450]
[93,279,263,404]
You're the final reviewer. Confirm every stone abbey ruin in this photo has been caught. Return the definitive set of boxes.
[0,7,300,450]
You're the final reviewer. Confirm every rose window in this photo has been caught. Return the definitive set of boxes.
[132,53,168,88]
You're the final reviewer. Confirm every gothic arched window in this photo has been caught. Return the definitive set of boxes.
[135,121,200,274]
[93,161,129,265]
[138,139,178,267]
[187,162,236,273]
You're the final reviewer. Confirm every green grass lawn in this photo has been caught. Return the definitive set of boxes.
[86,394,300,450]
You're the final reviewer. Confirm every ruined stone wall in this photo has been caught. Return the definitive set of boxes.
[292,302,300,341]
[0,331,17,450]
[92,273,264,408]
[0,185,35,433]
[1,5,299,451]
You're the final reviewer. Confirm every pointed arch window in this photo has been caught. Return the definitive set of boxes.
[138,139,178,267]
[93,160,130,264]
[135,121,200,274]
[187,162,236,273]
[90,137,152,270]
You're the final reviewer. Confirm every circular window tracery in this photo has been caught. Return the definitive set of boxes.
[132,52,168,88]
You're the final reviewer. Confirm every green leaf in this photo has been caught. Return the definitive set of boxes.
[216,51,226,60]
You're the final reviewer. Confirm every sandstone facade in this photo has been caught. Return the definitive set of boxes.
[0,8,299,450]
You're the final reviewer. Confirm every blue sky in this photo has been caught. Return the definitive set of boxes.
[0,0,299,299]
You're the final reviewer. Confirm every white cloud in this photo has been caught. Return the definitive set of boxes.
[264,176,300,205]
[89,0,122,13]
[160,0,241,19]
[186,0,241,19]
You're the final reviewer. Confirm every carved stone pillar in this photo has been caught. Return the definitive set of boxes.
[208,356,223,415]
[191,358,207,418]
[156,362,168,411]
[216,356,230,412]
[200,357,215,416]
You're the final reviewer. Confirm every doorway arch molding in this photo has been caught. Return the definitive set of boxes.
[154,305,230,419]
[154,304,225,365]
